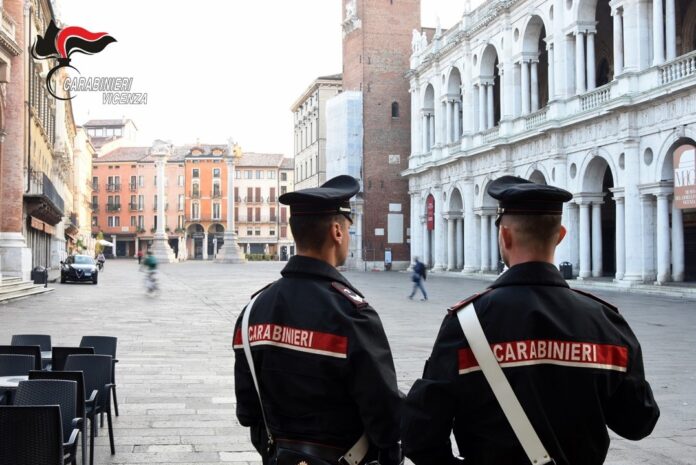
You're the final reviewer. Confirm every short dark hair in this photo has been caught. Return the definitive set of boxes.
[289,214,347,252]
[505,214,562,252]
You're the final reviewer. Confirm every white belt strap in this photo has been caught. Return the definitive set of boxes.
[241,294,370,465]
[457,303,554,465]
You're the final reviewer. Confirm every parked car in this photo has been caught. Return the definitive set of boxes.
[60,255,99,284]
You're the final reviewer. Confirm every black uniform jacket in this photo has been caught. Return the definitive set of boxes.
[402,262,659,465]
[233,255,401,455]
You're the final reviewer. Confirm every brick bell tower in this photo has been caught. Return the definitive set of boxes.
[341,0,420,269]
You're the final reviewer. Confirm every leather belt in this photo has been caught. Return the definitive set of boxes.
[276,439,345,464]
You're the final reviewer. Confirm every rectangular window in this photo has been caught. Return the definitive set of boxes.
[107,195,114,207]
[255,207,261,222]
[213,168,221,178]
[154,216,157,230]
[234,207,239,223]
[245,170,253,179]
[247,207,253,221]
[247,229,253,236]
[192,203,200,220]
[138,216,144,228]
[192,169,200,178]
[92,216,98,226]
[247,187,253,202]
[178,194,184,211]
[281,226,287,238]
[178,175,184,186]
[236,170,241,179]
[130,195,136,209]
[256,170,263,179]
[178,215,184,229]
[281,207,287,222]
[138,195,144,210]
[270,229,275,236]
[192,183,200,197]
[92,176,98,188]
[213,182,221,197]
[254,228,261,236]
[92,195,98,206]
[255,187,262,203]
[115,216,121,227]
[270,207,276,222]
[235,187,239,202]
[213,203,221,220]
[270,187,276,203]
[281,186,287,195]
[139,175,145,187]
[154,175,157,187]
[281,172,287,181]
[130,175,136,189]
[130,216,136,226]
[107,216,114,227]
[268,170,275,179]
[154,194,158,210]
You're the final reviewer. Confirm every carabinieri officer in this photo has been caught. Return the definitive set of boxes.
[402,175,659,465]
[233,175,403,465]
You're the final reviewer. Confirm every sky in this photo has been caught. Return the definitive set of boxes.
[58,1,482,156]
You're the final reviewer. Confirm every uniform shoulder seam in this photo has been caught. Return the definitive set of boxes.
[571,288,619,313]
[447,288,493,315]
[330,281,369,309]
[250,281,275,299]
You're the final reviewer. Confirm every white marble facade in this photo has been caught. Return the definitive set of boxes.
[405,0,696,283]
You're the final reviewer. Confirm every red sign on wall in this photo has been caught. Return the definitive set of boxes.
[674,144,696,209]
[426,194,435,231]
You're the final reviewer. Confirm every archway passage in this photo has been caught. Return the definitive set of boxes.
[479,44,502,130]
[187,224,204,260]
[600,167,616,276]
[595,0,614,86]
[521,16,550,113]
[677,0,696,56]
[529,169,547,185]
[208,223,225,257]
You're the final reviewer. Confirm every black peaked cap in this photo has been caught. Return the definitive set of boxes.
[279,175,360,217]
[487,175,573,220]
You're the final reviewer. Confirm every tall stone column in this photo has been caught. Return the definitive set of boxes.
[112,235,117,257]
[587,32,596,90]
[455,217,464,269]
[478,85,487,131]
[531,60,540,112]
[579,202,591,278]
[623,140,642,282]
[547,43,555,100]
[566,203,580,276]
[454,100,462,140]
[433,189,446,271]
[671,200,684,281]
[203,232,209,260]
[149,144,176,263]
[666,0,676,60]
[521,60,531,115]
[640,194,656,282]
[463,182,478,273]
[480,213,490,272]
[445,100,453,144]
[422,219,430,267]
[429,115,435,148]
[486,84,495,129]
[575,31,586,94]
[655,193,670,283]
[216,140,245,263]
[613,192,625,280]
[653,0,665,65]
[422,114,429,152]
[591,201,603,277]
[446,215,456,270]
[490,215,498,271]
[135,237,140,257]
[613,10,624,75]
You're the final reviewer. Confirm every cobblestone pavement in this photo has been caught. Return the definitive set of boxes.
[1,260,694,464]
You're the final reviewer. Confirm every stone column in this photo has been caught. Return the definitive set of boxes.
[641,195,656,282]
[429,115,435,148]
[433,189,446,270]
[454,100,462,140]
[455,217,464,269]
[203,232,209,260]
[478,85,487,131]
[666,0,676,60]
[521,60,531,115]
[531,60,540,112]
[656,193,670,283]
[480,213,490,272]
[614,194,625,280]
[671,200,685,281]
[463,183,478,272]
[422,114,429,152]
[566,203,580,276]
[587,32,596,90]
[447,215,456,270]
[613,10,624,75]
[547,44,555,100]
[623,140,642,282]
[490,215,499,271]
[445,100,453,144]
[575,31,586,94]
[486,83,495,129]
[422,219,431,267]
[591,201,603,277]
[112,235,117,257]
[149,145,176,263]
[135,237,140,257]
[216,141,245,263]
[653,0,665,65]
[579,202,591,278]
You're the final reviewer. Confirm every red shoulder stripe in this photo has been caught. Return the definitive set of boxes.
[447,288,492,315]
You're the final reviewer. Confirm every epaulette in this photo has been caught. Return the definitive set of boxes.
[447,288,492,315]
[331,282,369,309]
[571,288,619,313]
[250,281,275,299]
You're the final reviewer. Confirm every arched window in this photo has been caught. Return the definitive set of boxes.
[391,101,400,118]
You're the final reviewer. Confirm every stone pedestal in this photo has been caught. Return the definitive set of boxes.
[215,232,245,263]
[150,233,176,263]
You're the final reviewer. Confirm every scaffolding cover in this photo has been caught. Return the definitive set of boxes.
[326,91,363,187]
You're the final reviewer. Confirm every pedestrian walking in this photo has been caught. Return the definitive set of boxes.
[408,257,428,300]
[402,176,659,465]
[233,175,403,465]
[137,249,143,264]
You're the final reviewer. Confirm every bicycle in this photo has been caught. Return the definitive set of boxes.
[141,268,160,296]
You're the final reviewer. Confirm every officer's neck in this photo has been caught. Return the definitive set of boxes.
[296,248,339,268]
[505,248,556,268]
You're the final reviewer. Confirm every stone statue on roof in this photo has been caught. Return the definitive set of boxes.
[412,29,421,53]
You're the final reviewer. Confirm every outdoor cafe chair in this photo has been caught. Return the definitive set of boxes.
[15,380,81,465]
[52,347,94,372]
[11,334,52,351]
[30,371,90,465]
[80,336,119,416]
[64,355,115,463]
[0,405,68,465]
[0,354,35,404]
[0,345,42,370]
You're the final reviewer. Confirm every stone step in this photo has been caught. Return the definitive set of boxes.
[0,281,38,295]
[1,277,22,285]
[0,286,54,304]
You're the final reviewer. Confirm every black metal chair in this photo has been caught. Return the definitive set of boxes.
[0,354,35,405]
[52,347,95,372]
[11,334,52,351]
[29,371,91,465]
[15,380,81,465]
[0,405,67,465]
[80,336,119,416]
[0,345,42,370]
[64,355,115,463]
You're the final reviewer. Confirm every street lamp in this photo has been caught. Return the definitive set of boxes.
[215,138,245,263]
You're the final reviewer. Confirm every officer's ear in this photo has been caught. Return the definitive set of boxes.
[330,218,344,245]
[556,225,567,245]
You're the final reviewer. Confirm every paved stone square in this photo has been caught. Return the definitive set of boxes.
[1,260,695,464]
